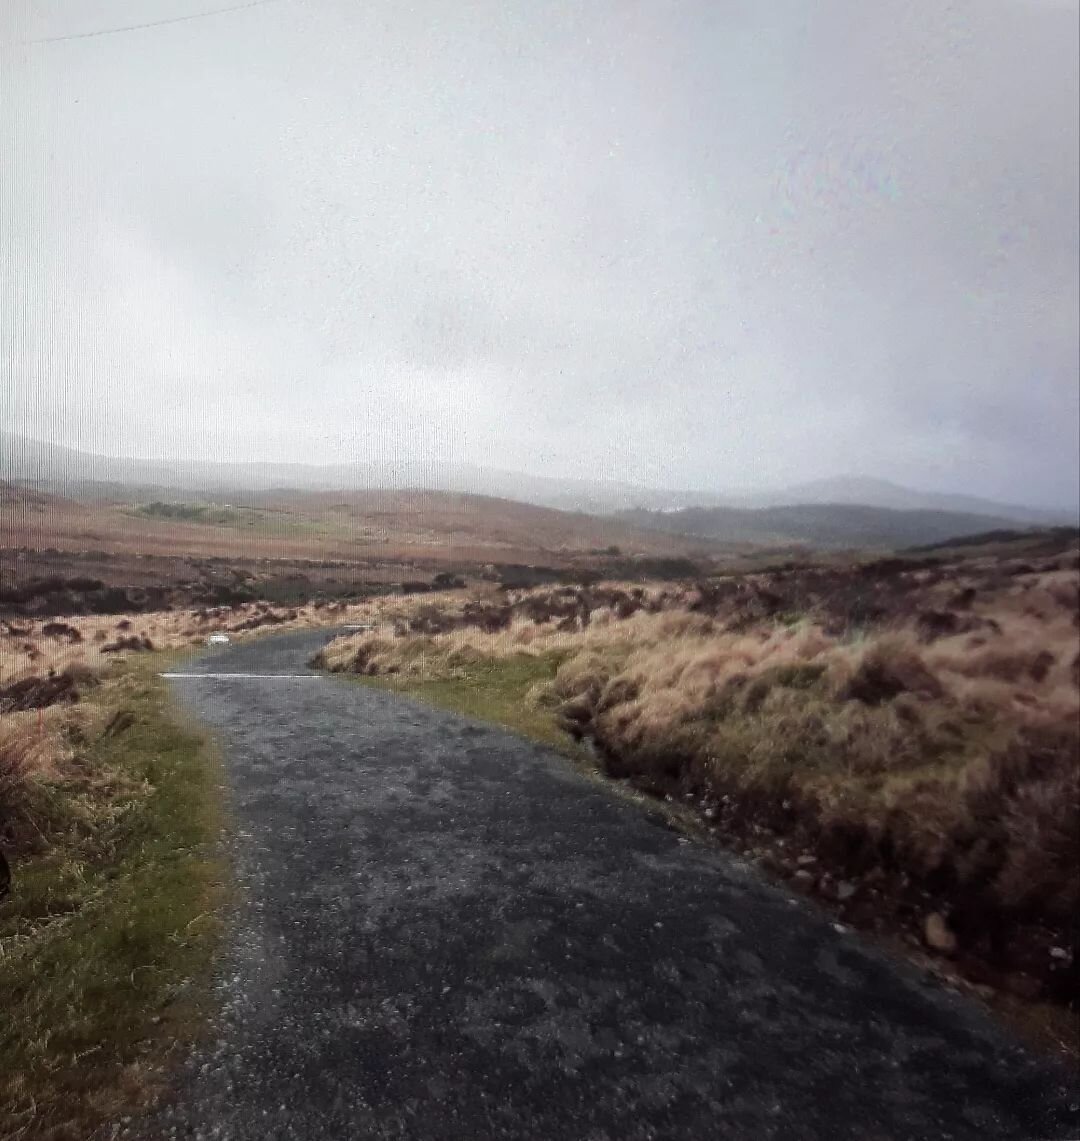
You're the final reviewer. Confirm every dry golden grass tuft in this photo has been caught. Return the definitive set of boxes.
[317,549,1080,1006]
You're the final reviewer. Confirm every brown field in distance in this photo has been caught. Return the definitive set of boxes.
[0,482,722,565]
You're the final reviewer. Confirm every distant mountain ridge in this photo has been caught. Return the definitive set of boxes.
[1,432,1074,526]
[724,476,1075,526]
[0,432,703,513]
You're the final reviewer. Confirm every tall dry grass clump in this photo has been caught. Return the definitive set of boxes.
[317,551,1080,990]
[0,725,35,846]
[0,703,108,858]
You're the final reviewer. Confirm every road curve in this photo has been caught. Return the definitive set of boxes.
[123,629,1077,1140]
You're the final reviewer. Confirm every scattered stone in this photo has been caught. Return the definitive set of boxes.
[924,912,958,955]
[1049,946,1071,961]
[796,854,817,867]
[836,881,858,902]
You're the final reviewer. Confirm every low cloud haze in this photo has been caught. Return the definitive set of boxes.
[3,0,1078,506]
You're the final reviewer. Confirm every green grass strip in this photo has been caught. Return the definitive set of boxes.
[0,663,226,1141]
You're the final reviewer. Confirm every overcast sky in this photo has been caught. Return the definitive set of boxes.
[2,0,1078,505]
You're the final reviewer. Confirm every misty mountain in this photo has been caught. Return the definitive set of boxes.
[0,432,716,513]
[725,476,1076,526]
[616,503,1039,551]
[1,433,1073,525]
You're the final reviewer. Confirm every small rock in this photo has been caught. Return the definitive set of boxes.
[1049,946,1071,961]
[704,808,716,819]
[796,854,817,867]
[836,881,858,902]
[792,869,815,891]
[924,912,957,955]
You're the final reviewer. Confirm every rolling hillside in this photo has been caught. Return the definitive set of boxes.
[0,482,716,564]
[727,476,1077,525]
[617,502,1038,550]
[5,433,1073,522]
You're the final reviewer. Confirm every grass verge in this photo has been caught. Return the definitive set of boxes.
[0,657,225,1141]
[355,651,576,754]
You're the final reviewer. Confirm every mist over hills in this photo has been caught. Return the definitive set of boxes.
[2,434,1075,551]
[0,432,693,513]
[720,476,1077,525]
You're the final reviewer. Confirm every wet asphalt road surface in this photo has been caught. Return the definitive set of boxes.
[124,630,1078,1140]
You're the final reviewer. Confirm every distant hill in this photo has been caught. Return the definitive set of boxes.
[616,502,1038,550]
[908,525,1080,554]
[0,478,718,564]
[0,432,710,513]
[725,476,1076,527]
[0,481,82,513]
[2,433,1073,524]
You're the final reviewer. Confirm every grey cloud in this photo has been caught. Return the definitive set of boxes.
[2,0,1077,507]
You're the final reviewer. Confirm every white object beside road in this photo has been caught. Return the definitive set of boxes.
[207,633,231,646]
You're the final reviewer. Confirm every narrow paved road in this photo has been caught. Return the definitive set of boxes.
[129,630,1076,1140]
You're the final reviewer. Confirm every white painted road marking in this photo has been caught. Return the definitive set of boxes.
[160,673,324,679]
